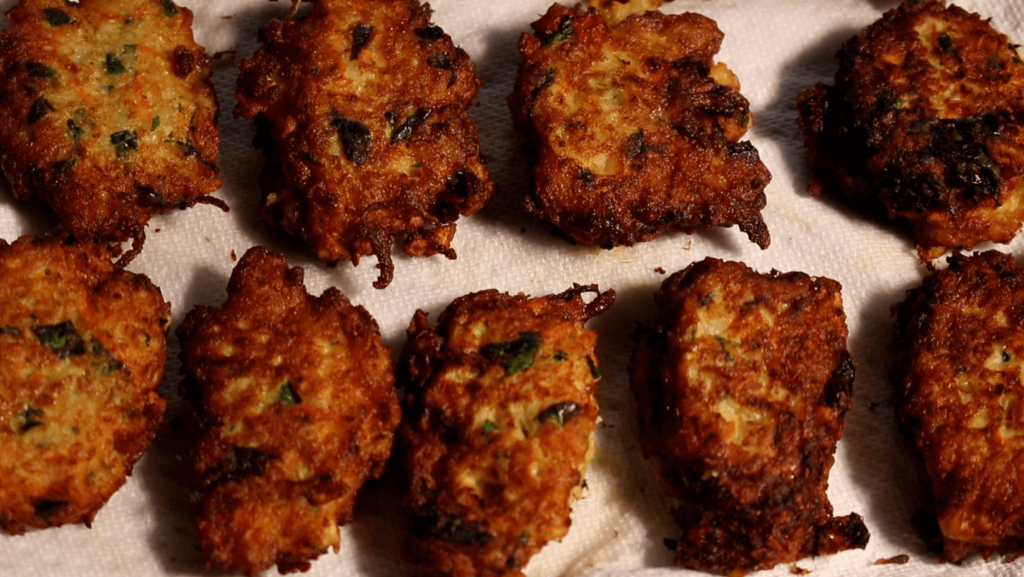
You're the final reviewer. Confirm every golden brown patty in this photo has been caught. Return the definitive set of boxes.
[508,2,770,249]
[235,0,495,290]
[0,0,222,259]
[398,285,615,577]
[176,246,401,575]
[629,258,868,575]
[797,0,1024,259]
[893,250,1024,562]
[0,234,170,534]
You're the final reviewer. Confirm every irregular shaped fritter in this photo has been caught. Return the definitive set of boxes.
[629,258,869,575]
[508,3,770,250]
[0,234,170,534]
[0,0,223,260]
[176,246,401,574]
[235,0,495,290]
[797,0,1024,259]
[398,285,615,577]
[892,250,1024,563]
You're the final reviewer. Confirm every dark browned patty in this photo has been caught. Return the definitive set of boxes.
[629,258,868,575]
[176,246,401,575]
[0,0,222,261]
[397,285,615,577]
[235,0,495,290]
[893,250,1024,562]
[797,0,1024,259]
[508,2,770,250]
[0,233,170,534]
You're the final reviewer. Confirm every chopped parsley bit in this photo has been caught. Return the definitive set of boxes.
[68,119,85,143]
[389,108,432,144]
[110,130,138,157]
[553,350,568,361]
[105,53,126,75]
[329,114,372,165]
[937,33,958,57]
[545,14,574,45]
[714,335,734,363]
[482,419,499,442]
[989,57,1004,71]
[532,68,556,100]
[123,44,137,52]
[1003,349,1012,363]
[91,339,124,374]
[18,406,44,433]
[151,116,160,130]
[144,332,151,346]
[537,401,582,427]
[26,61,57,78]
[738,111,751,128]
[417,515,495,545]
[43,8,73,26]
[279,381,302,405]
[351,23,374,60]
[481,332,542,375]
[891,98,906,111]
[32,321,85,358]
[28,96,54,124]
[162,0,178,17]
[587,356,601,379]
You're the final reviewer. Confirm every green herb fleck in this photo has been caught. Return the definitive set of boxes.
[418,515,495,545]
[545,14,574,45]
[891,98,906,110]
[68,119,85,143]
[481,332,542,375]
[28,96,54,124]
[1003,350,1012,363]
[329,114,372,165]
[937,32,957,56]
[90,339,124,374]
[110,130,138,157]
[151,116,160,130]
[989,57,1004,71]
[351,23,374,60]
[554,350,567,361]
[26,61,57,78]
[162,0,178,17]
[714,336,734,363]
[43,8,73,26]
[279,381,302,405]
[587,356,601,379]
[32,321,85,358]
[18,406,44,433]
[105,53,126,75]
[123,44,137,52]
[537,401,582,427]
[389,108,432,145]
[483,420,499,433]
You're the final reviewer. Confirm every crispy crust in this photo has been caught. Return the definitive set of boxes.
[797,0,1024,259]
[629,258,868,575]
[0,0,222,257]
[508,3,770,249]
[892,250,1024,562]
[0,234,169,534]
[235,0,495,289]
[176,246,401,575]
[397,285,615,577]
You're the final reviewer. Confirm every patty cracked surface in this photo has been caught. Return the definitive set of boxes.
[397,285,615,577]
[176,246,401,574]
[630,258,868,575]
[508,1,770,250]
[798,0,1024,260]
[893,250,1024,563]
[0,233,170,534]
[0,0,223,262]
[235,0,495,290]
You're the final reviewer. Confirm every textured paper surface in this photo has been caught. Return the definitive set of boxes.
[1,0,1024,575]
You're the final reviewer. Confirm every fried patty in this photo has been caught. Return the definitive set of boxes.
[0,0,223,261]
[892,250,1024,562]
[397,285,615,577]
[797,0,1024,259]
[507,2,770,250]
[0,233,170,534]
[235,0,495,290]
[176,246,401,574]
[629,258,869,575]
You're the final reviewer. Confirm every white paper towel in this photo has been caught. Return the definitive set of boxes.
[1,0,1024,576]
